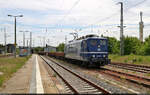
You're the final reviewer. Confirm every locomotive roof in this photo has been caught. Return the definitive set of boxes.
[77,34,107,40]
[67,36,107,45]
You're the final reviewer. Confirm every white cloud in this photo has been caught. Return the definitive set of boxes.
[0,0,150,46]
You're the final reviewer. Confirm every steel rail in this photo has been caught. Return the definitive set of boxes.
[40,55,110,94]
[110,62,150,73]
[112,62,150,69]
[40,55,78,94]
[99,68,150,88]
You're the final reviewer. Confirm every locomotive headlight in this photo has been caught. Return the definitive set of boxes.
[103,55,106,57]
[98,48,101,51]
[92,55,95,58]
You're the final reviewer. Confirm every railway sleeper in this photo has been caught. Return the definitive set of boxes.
[79,89,100,94]
[110,64,150,72]
[101,71,150,88]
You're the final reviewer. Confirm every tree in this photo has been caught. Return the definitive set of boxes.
[124,36,141,55]
[56,43,65,52]
[0,44,4,48]
[107,37,120,54]
[33,47,44,53]
[144,36,150,55]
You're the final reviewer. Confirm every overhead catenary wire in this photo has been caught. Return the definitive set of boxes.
[55,0,81,25]
[81,0,148,30]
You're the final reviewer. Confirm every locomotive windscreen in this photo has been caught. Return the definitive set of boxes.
[100,40,106,45]
[90,40,97,46]
[87,39,107,52]
[89,39,106,46]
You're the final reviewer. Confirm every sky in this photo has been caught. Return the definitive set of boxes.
[0,0,150,47]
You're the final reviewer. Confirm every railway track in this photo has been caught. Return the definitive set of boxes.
[109,62,150,73]
[98,68,150,88]
[40,55,110,94]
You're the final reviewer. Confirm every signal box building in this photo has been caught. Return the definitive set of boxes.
[7,44,15,53]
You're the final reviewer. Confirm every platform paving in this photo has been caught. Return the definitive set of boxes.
[0,54,58,94]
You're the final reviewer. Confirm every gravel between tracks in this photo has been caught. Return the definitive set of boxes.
[37,55,59,93]
[45,56,132,94]
[42,56,103,94]
[49,57,150,93]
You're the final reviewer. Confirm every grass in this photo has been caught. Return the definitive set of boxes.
[95,73,99,78]
[147,90,150,94]
[52,73,57,77]
[109,54,150,66]
[0,55,31,87]
[146,73,150,77]
[120,76,126,81]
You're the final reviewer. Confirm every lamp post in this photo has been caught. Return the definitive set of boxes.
[8,14,23,58]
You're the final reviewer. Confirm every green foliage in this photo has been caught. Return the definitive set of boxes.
[138,57,143,62]
[16,48,19,54]
[33,47,44,53]
[56,43,65,52]
[106,36,150,56]
[144,36,150,55]
[137,44,145,55]
[122,36,150,55]
[52,73,57,77]
[120,76,126,80]
[124,36,141,55]
[107,37,120,54]
[0,56,31,86]
[124,59,128,63]
[132,58,137,63]
[0,44,4,48]
[146,73,150,77]
[109,54,150,65]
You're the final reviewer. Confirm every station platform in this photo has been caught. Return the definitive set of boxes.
[0,54,58,93]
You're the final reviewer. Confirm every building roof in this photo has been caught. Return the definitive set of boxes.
[7,44,15,46]
[45,44,56,48]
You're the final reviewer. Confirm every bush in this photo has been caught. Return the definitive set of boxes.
[107,37,120,54]
[56,43,65,52]
[124,59,128,63]
[138,57,143,62]
[124,36,141,55]
[144,36,150,55]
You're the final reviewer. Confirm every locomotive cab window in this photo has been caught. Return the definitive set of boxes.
[90,40,97,46]
[100,40,106,45]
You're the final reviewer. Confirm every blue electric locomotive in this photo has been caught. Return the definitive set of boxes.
[64,34,110,67]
